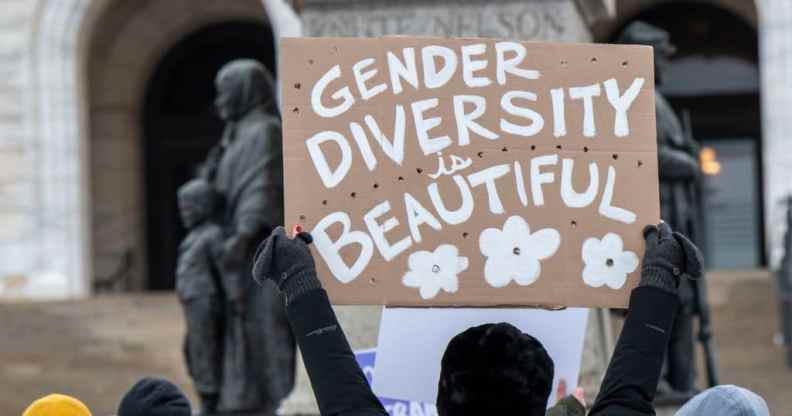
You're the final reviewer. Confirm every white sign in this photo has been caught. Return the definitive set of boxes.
[372,307,589,405]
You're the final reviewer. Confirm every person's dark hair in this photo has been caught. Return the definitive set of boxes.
[437,323,554,416]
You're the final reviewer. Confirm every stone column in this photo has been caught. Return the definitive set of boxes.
[278,1,612,413]
[757,0,792,269]
[0,1,38,298]
[0,0,93,301]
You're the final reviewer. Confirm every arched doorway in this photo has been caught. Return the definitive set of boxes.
[617,3,763,269]
[143,21,276,290]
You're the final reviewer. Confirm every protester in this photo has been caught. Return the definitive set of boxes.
[252,222,701,415]
[675,385,769,416]
[587,222,702,415]
[117,377,191,416]
[22,394,92,416]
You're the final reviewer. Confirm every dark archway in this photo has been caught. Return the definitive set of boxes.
[143,21,276,290]
[615,4,764,269]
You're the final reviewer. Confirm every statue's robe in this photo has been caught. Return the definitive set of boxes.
[656,93,699,236]
[655,92,700,392]
[208,105,295,414]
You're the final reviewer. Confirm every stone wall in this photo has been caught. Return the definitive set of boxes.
[0,0,52,299]
[757,0,792,269]
[0,0,102,301]
[0,1,34,269]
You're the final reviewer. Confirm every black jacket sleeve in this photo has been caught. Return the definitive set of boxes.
[287,289,388,416]
[588,286,680,416]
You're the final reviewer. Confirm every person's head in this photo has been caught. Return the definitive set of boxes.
[177,178,217,228]
[617,21,675,85]
[437,323,554,416]
[214,59,276,121]
[118,377,191,416]
[23,394,92,416]
[675,385,769,416]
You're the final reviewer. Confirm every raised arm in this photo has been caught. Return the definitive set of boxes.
[588,223,703,416]
[252,227,387,416]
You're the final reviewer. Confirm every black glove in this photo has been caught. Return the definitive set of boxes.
[251,227,321,304]
[640,222,703,294]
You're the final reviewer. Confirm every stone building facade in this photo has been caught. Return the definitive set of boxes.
[0,0,781,412]
[0,0,783,300]
[0,0,604,298]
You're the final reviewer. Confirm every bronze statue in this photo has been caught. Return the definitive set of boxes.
[619,22,714,400]
[176,178,224,412]
[180,59,295,415]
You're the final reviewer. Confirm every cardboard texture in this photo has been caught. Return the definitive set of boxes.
[280,36,659,308]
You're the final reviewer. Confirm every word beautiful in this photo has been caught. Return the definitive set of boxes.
[312,156,636,285]
[303,42,647,286]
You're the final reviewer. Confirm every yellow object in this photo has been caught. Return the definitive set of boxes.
[22,394,92,416]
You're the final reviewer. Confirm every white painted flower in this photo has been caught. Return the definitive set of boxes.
[402,244,469,300]
[581,233,639,289]
[479,215,561,288]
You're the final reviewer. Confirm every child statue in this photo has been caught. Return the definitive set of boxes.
[176,178,224,415]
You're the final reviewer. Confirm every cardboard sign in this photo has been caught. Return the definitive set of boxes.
[354,348,438,415]
[280,37,659,307]
[372,307,589,406]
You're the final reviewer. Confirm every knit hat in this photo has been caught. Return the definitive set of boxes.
[117,377,191,416]
[23,394,92,416]
[675,385,769,416]
[437,323,554,416]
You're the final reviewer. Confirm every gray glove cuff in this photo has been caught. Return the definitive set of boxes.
[280,269,323,305]
[639,266,679,295]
